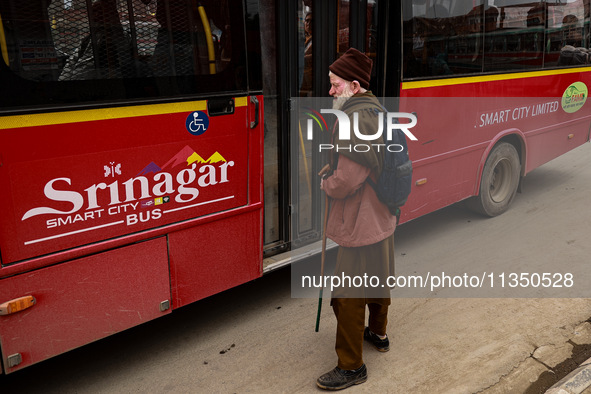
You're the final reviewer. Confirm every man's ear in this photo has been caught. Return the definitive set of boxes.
[350,80,361,94]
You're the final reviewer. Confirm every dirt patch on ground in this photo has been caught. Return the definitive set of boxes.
[525,341,591,393]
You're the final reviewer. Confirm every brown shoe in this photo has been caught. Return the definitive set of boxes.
[316,364,367,390]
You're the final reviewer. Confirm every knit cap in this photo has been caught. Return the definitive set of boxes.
[329,48,373,89]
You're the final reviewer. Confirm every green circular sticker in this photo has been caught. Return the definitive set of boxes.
[562,82,588,113]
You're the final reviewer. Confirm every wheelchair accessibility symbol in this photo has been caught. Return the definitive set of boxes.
[186,111,210,136]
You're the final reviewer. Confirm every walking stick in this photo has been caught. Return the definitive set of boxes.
[316,164,331,332]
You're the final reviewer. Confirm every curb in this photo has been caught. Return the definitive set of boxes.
[546,357,591,394]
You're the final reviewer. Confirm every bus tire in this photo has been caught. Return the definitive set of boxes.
[467,142,521,217]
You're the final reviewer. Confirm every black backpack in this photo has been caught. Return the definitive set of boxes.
[366,105,413,221]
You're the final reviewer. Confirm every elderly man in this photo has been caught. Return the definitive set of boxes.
[317,48,396,390]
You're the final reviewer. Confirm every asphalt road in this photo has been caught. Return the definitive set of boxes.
[2,143,591,393]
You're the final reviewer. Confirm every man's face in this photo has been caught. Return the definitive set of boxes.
[305,14,312,35]
[329,73,354,109]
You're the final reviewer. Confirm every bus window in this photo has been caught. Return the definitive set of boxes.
[333,1,380,89]
[364,1,381,91]
[56,0,231,80]
[546,0,590,68]
[136,0,230,77]
[402,0,590,79]
[58,0,137,80]
[562,14,584,47]
[0,0,247,109]
[0,0,59,81]
[483,1,544,72]
[299,2,312,97]
[260,0,282,249]
[403,0,482,79]
[293,0,315,246]
[337,0,350,56]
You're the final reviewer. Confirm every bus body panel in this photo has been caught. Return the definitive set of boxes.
[0,95,264,373]
[169,209,262,309]
[523,118,591,172]
[169,95,263,309]
[0,237,171,373]
[0,99,251,266]
[400,70,591,223]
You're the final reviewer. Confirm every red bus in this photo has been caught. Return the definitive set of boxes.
[0,0,589,373]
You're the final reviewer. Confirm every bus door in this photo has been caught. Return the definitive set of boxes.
[259,0,393,266]
[272,0,391,256]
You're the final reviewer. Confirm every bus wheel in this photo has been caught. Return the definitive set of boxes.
[467,142,521,217]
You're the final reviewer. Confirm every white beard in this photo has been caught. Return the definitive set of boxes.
[332,83,355,110]
[332,96,349,110]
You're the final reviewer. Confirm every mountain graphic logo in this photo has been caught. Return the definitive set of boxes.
[161,146,196,170]
[188,152,206,165]
[205,152,226,163]
[137,146,226,176]
[138,162,162,176]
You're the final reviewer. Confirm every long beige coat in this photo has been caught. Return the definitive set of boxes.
[321,92,396,301]
[322,155,395,247]
[321,93,396,247]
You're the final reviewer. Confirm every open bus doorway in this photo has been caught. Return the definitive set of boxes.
[261,0,393,268]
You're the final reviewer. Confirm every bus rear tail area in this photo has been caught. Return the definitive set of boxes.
[0,0,263,373]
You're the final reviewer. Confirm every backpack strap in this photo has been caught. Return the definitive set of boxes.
[346,99,402,224]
